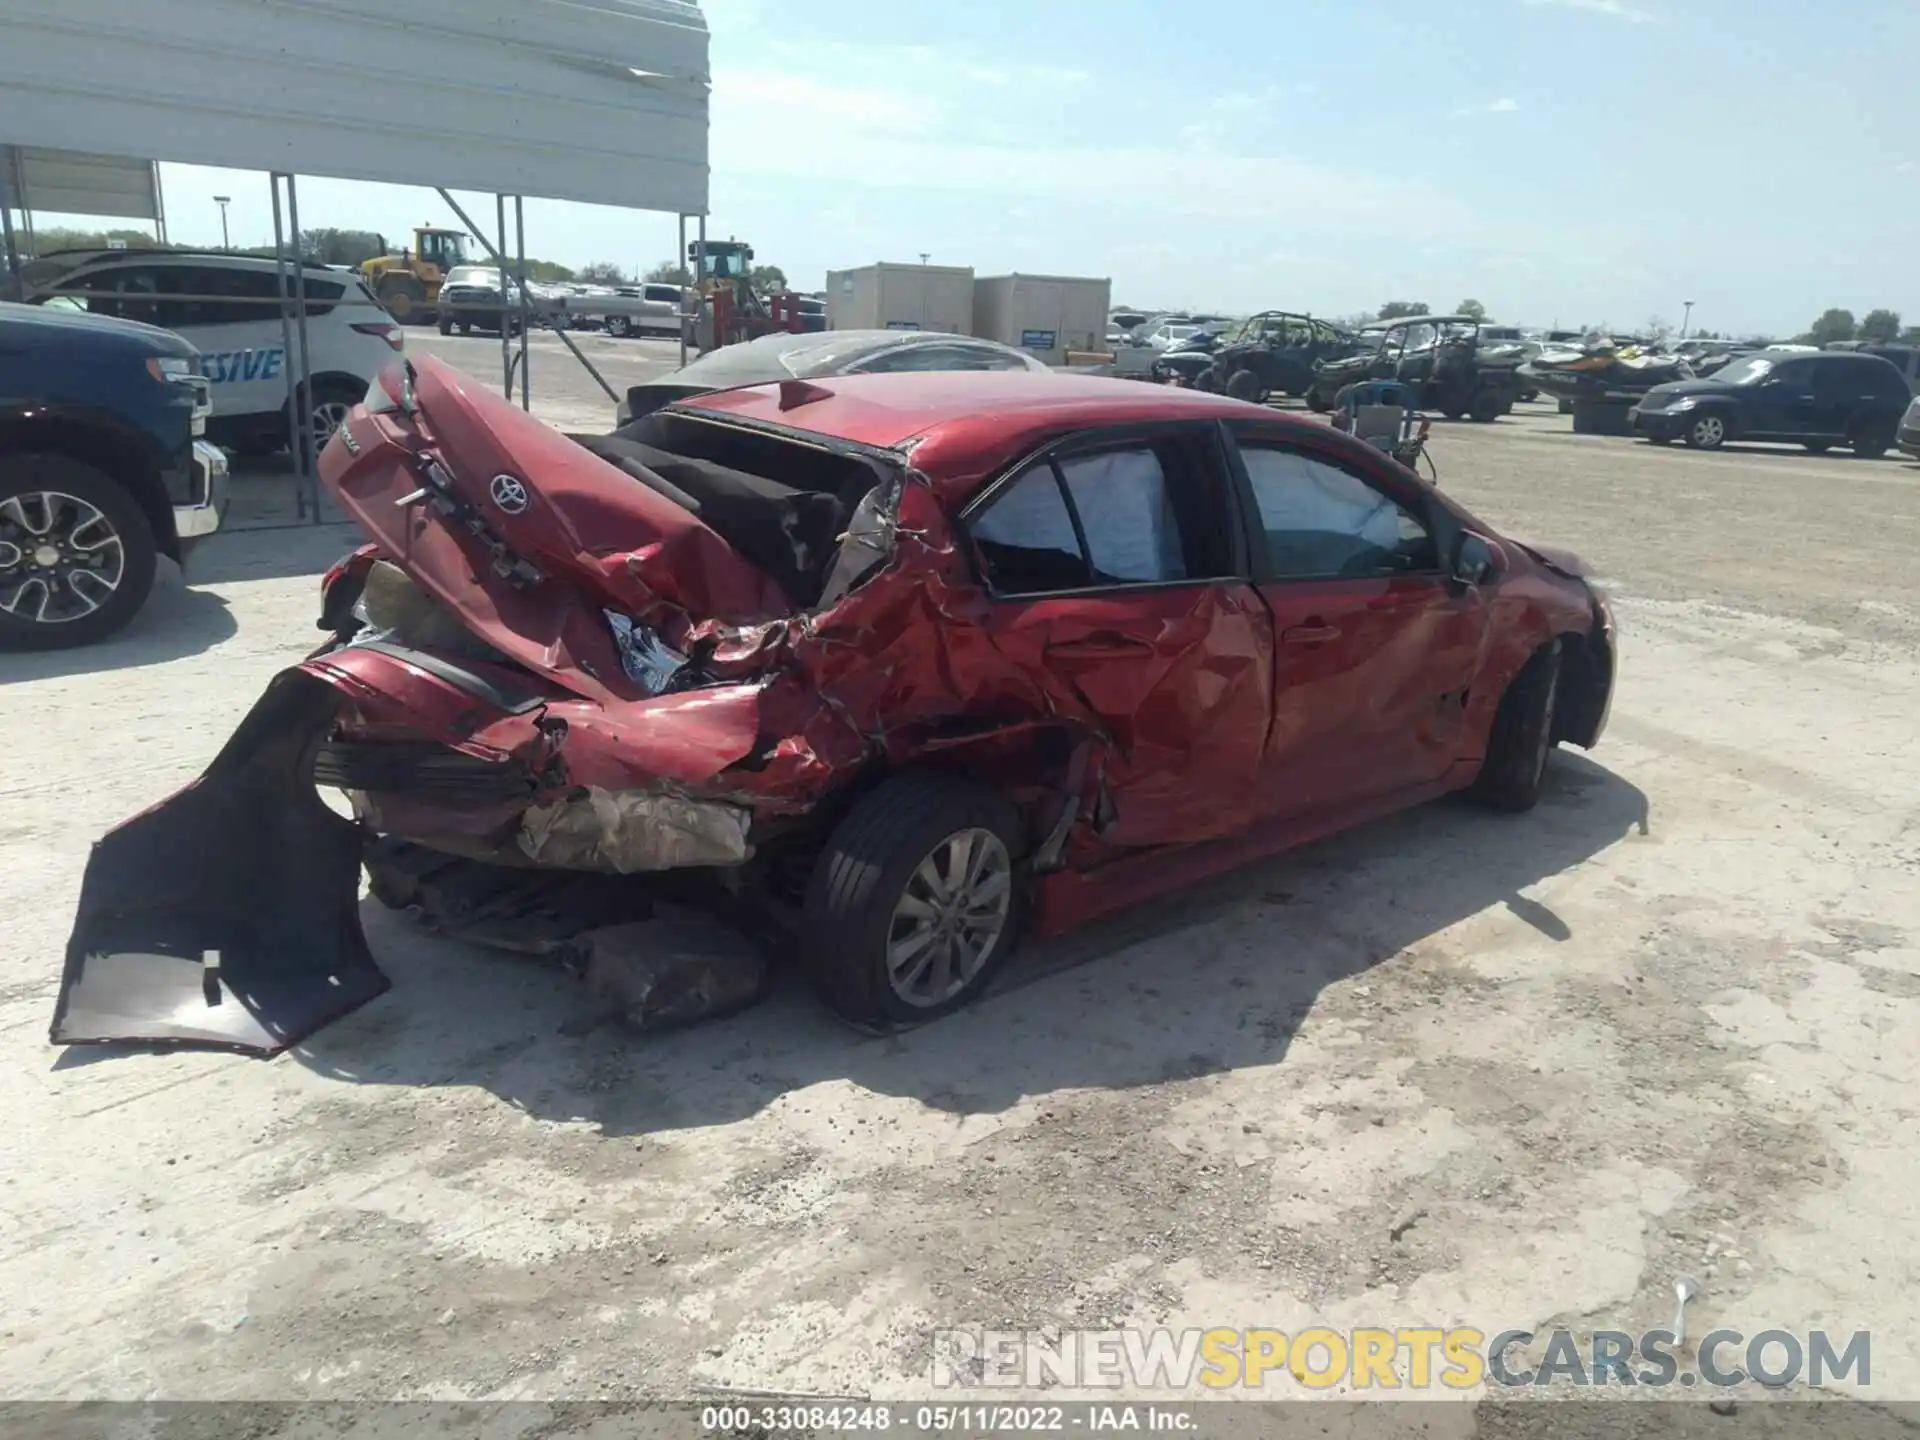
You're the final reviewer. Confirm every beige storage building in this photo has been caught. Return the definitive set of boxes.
[825,263,975,334]
[971,273,1113,366]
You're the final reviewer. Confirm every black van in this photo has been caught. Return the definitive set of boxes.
[1629,350,1910,456]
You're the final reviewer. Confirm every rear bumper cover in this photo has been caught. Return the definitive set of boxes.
[52,669,384,1057]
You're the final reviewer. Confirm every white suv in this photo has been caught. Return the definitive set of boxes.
[22,250,404,457]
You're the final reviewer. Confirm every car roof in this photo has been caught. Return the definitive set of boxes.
[22,248,351,280]
[681,370,1293,497]
[1363,314,1478,330]
[664,329,1040,386]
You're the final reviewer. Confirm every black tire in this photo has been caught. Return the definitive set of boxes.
[1306,388,1333,414]
[1224,368,1262,402]
[1193,365,1223,393]
[1682,411,1728,450]
[458,321,472,336]
[379,275,428,324]
[1520,389,1540,403]
[803,772,1026,1027]
[1850,423,1894,459]
[1471,639,1562,813]
[1469,392,1504,423]
[1645,435,1673,446]
[1803,440,1833,455]
[606,315,632,339]
[295,379,364,469]
[437,314,454,336]
[1442,406,1466,422]
[0,453,158,651]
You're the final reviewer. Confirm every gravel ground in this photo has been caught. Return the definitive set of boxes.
[4,334,1918,1426]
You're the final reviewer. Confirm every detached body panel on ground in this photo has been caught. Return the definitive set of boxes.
[53,363,1614,1052]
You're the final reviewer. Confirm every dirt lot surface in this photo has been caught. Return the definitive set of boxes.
[4,335,1919,1427]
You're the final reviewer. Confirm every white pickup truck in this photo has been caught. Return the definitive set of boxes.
[558,282,688,338]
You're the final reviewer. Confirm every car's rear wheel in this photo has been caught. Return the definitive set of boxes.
[1470,639,1562,813]
[1850,422,1895,459]
[0,454,157,651]
[606,315,632,339]
[803,772,1025,1027]
[1683,412,1727,449]
[1225,368,1262,402]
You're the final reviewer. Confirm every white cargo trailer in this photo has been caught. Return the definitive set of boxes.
[971,273,1112,366]
[825,263,974,335]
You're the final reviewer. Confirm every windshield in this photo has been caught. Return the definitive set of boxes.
[1165,325,1199,341]
[1710,356,1774,386]
[444,266,503,288]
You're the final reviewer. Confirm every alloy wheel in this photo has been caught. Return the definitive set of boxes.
[0,490,127,625]
[1691,415,1725,447]
[884,827,1014,1008]
[311,399,354,453]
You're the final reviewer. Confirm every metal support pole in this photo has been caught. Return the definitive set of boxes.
[434,186,620,406]
[677,213,688,368]
[696,212,707,355]
[287,175,319,522]
[515,195,529,411]
[495,194,512,400]
[152,163,168,246]
[1,196,18,293]
[269,174,307,521]
[4,148,32,255]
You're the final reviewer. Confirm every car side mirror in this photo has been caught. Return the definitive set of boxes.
[1452,533,1505,586]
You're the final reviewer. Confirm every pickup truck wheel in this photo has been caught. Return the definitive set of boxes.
[606,315,632,339]
[803,773,1026,1027]
[1470,639,1561,813]
[0,454,157,651]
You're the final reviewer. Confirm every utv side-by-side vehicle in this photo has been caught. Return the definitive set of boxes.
[1307,316,1525,422]
[1153,312,1359,401]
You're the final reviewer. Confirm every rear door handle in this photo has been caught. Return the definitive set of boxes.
[1282,624,1342,644]
[1047,633,1155,658]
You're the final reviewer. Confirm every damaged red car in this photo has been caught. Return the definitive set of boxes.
[53,358,1614,1054]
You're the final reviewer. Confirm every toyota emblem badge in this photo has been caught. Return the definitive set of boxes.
[489,474,530,514]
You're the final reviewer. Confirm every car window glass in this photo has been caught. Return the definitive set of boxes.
[1056,449,1188,583]
[970,465,1092,594]
[186,265,279,326]
[1239,444,1434,580]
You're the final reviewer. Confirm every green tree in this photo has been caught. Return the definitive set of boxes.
[1377,300,1430,320]
[1455,298,1487,321]
[577,261,628,285]
[1901,325,1920,346]
[644,260,692,285]
[749,263,788,293]
[27,225,171,256]
[523,258,576,283]
[1857,308,1902,344]
[300,228,385,267]
[1804,308,1856,345]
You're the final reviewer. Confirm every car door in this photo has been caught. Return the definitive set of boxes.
[1229,428,1492,816]
[173,265,288,420]
[960,424,1275,849]
[1747,357,1820,436]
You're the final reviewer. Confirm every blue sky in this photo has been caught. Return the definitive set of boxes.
[32,0,1920,336]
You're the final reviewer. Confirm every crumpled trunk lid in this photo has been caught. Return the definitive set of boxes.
[320,359,794,702]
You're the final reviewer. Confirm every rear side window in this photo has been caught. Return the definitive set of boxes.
[968,437,1230,596]
[644,284,683,304]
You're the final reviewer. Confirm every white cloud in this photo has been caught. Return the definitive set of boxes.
[1453,97,1521,116]
[1522,0,1663,23]
[1896,160,1916,174]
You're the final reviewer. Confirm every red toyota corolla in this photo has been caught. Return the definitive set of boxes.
[53,358,1614,1054]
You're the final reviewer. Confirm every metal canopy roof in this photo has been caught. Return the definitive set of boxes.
[0,0,709,214]
[0,147,161,221]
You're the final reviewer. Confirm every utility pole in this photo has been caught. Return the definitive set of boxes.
[1681,300,1695,340]
[213,195,231,249]
[919,252,930,265]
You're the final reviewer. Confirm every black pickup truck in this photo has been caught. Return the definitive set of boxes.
[1,300,228,649]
